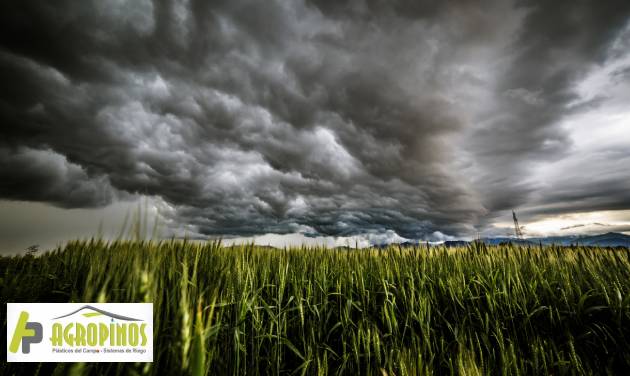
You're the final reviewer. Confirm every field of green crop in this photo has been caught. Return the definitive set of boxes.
[2,240,630,375]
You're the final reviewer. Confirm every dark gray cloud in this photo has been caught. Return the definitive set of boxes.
[464,0,630,219]
[522,146,630,219]
[0,146,116,208]
[0,0,629,239]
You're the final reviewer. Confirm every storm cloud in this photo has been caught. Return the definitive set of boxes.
[1,0,629,240]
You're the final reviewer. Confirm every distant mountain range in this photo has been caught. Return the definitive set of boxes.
[443,232,630,248]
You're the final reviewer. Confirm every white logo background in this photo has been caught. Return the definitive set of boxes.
[7,303,153,362]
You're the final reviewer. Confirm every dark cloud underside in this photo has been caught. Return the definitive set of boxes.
[0,0,629,239]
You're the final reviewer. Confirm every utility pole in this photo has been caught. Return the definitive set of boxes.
[512,210,524,239]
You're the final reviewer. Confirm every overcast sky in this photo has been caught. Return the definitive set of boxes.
[1,0,629,253]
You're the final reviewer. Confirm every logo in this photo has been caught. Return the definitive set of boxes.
[7,303,153,362]
[9,311,42,354]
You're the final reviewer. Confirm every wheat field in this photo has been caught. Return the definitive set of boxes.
[2,240,630,375]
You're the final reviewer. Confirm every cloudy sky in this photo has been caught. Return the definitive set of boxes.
[1,0,629,252]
